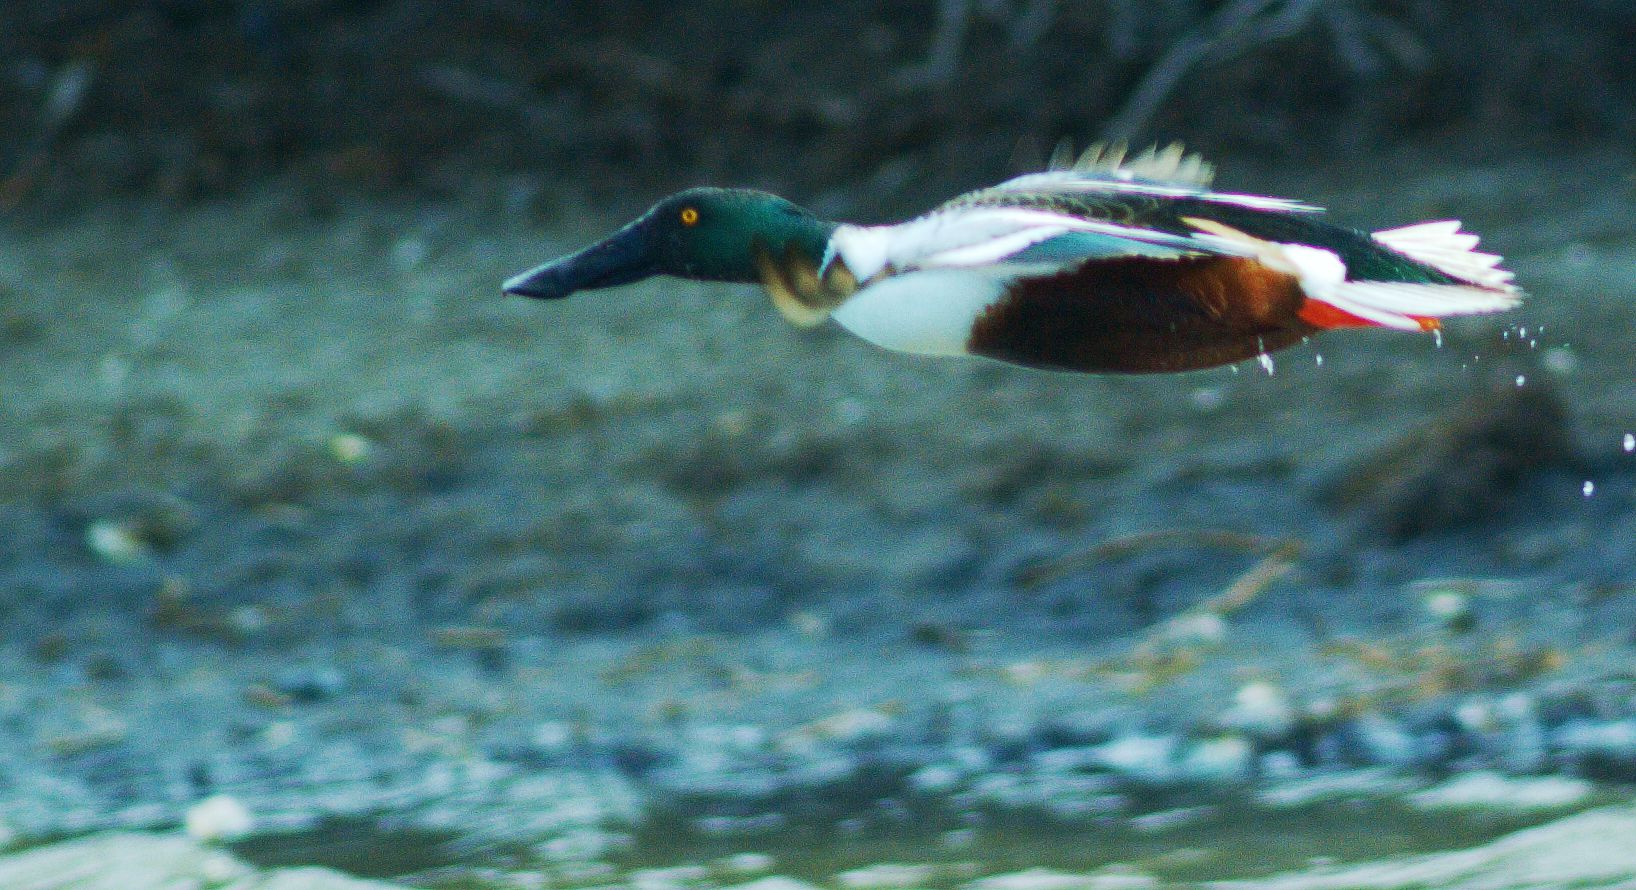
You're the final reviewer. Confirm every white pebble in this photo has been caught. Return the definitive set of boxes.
[327,431,373,465]
[722,878,822,890]
[1180,735,1251,781]
[909,763,963,795]
[1224,681,1295,736]
[836,863,936,889]
[198,852,251,882]
[1260,750,1303,779]
[1159,611,1227,645]
[1088,734,1178,780]
[531,720,575,750]
[807,708,893,743]
[1454,698,1497,733]
[1131,805,1214,833]
[632,865,710,890]
[1410,771,1591,812]
[717,853,777,875]
[86,520,149,564]
[184,794,254,842]
[1258,768,1415,807]
[969,867,1158,890]
[1423,589,1471,628]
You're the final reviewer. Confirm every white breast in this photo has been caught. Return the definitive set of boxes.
[828,268,1014,357]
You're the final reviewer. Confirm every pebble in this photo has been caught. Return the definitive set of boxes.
[908,763,964,794]
[1130,805,1215,833]
[1222,681,1296,738]
[836,863,937,889]
[531,720,577,750]
[327,431,374,465]
[969,867,1158,890]
[631,864,711,890]
[1348,714,1420,766]
[800,708,895,744]
[1554,719,1636,778]
[1257,768,1418,807]
[1179,735,1253,781]
[1157,611,1228,646]
[1087,734,1178,780]
[1556,718,1636,754]
[85,520,150,564]
[723,878,823,890]
[272,666,347,702]
[1409,771,1592,812]
[1423,589,1474,632]
[1085,868,1160,890]
[183,794,254,842]
[715,852,776,875]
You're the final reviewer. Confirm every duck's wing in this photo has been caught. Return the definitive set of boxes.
[985,142,1320,214]
[778,183,1232,328]
[827,204,1222,282]
[828,143,1519,333]
[827,144,1308,284]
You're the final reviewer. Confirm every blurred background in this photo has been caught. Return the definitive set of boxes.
[3,2,1636,888]
[4,0,1634,214]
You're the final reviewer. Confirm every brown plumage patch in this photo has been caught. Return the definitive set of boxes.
[967,255,1314,374]
[754,242,858,328]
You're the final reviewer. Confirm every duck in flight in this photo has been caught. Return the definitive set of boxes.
[503,144,1519,374]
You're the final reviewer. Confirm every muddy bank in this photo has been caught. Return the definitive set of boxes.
[1,141,1635,873]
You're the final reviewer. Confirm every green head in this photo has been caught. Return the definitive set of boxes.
[503,187,836,300]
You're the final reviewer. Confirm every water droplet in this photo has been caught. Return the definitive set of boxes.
[1258,353,1276,375]
[1515,375,1526,387]
[1520,326,1529,338]
[1623,433,1634,453]
[1583,480,1596,497]
[1314,354,1324,367]
[1432,329,1443,348]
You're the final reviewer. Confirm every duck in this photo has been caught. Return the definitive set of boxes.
[502,143,1520,374]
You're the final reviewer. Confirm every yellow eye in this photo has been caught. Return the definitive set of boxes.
[680,207,700,226]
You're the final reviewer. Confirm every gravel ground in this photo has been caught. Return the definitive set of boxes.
[1,138,1635,879]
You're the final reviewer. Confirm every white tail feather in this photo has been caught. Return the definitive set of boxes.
[1315,282,1522,331]
[1372,221,1517,291]
[1183,216,1522,330]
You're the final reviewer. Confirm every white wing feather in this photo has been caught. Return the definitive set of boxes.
[1372,220,1516,291]
[829,207,1233,282]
